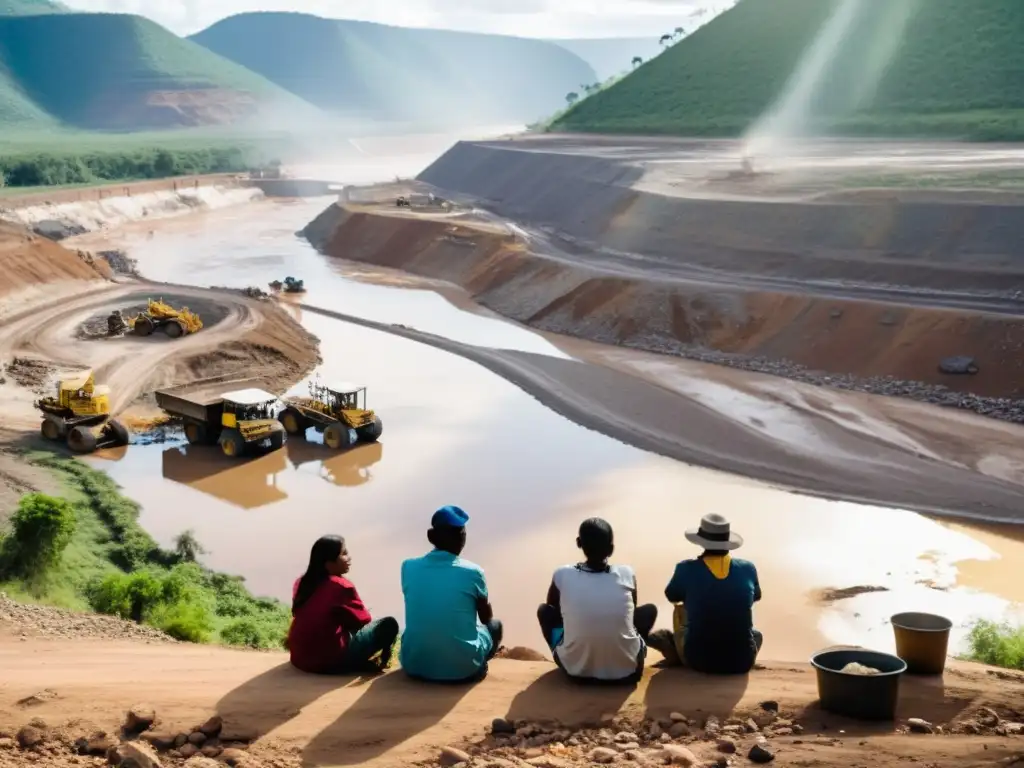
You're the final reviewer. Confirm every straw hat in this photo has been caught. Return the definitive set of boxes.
[685,513,743,551]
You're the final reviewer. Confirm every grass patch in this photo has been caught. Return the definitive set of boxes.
[550,0,1024,142]
[965,620,1024,670]
[0,452,289,649]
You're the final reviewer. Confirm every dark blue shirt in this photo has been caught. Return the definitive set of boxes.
[665,556,761,674]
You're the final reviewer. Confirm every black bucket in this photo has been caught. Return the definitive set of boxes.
[810,648,907,720]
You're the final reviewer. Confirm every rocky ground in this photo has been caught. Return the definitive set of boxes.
[0,594,175,644]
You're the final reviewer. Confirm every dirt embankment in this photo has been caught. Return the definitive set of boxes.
[303,205,1024,406]
[0,221,111,292]
[2,635,1024,768]
[417,141,1024,293]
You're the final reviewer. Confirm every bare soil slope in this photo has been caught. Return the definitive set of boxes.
[1,633,1023,768]
[304,205,1024,399]
[0,221,110,293]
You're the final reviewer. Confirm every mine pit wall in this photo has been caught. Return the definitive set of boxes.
[303,206,1024,398]
[418,142,1024,292]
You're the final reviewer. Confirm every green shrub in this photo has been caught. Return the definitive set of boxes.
[1,493,76,576]
[148,599,214,643]
[966,620,1024,670]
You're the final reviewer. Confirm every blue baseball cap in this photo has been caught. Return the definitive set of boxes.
[431,505,469,529]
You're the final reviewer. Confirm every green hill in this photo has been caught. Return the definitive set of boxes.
[190,12,597,128]
[551,0,1024,141]
[0,12,316,132]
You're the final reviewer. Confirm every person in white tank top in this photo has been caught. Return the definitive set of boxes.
[537,518,658,683]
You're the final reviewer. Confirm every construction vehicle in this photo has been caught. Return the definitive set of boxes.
[278,377,383,450]
[107,310,127,336]
[269,277,305,293]
[396,196,411,208]
[129,299,203,339]
[154,383,285,458]
[35,370,130,454]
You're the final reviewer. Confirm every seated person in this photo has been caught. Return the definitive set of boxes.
[537,518,657,684]
[288,535,399,674]
[648,514,763,674]
[399,505,503,683]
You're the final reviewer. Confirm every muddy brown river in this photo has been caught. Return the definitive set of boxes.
[75,148,1024,660]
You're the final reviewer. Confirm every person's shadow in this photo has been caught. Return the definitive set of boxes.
[302,672,476,766]
[505,667,638,726]
[644,667,750,721]
[216,663,356,740]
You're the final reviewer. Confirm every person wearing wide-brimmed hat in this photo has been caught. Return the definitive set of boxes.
[647,513,763,674]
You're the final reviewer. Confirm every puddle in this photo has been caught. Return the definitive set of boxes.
[77,168,1024,659]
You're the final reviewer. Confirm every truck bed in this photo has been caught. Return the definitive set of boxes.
[154,378,266,423]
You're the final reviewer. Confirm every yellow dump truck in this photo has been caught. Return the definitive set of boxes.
[35,370,130,453]
[129,299,203,339]
[155,383,285,458]
[279,378,383,450]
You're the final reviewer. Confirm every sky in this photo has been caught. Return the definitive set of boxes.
[61,0,732,38]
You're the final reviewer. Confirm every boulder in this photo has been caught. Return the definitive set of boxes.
[939,356,979,375]
[124,705,157,734]
[107,742,162,768]
[16,726,45,749]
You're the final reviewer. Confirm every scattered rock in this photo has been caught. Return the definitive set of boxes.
[177,745,199,759]
[187,732,207,746]
[125,705,157,734]
[139,732,177,751]
[183,758,220,768]
[589,747,619,764]
[662,744,698,766]
[492,718,516,735]
[0,738,16,750]
[17,689,59,708]
[759,701,779,713]
[220,748,248,767]
[108,742,161,768]
[17,726,45,749]
[527,756,570,768]
[217,727,258,744]
[744,719,759,733]
[173,735,188,749]
[978,708,1001,727]
[999,723,1024,736]
[200,745,223,758]
[198,717,223,737]
[748,744,775,764]
[76,732,118,756]
[907,718,934,734]
[441,747,472,766]
[669,713,687,723]
[716,738,737,754]
[939,356,979,375]
[668,722,691,738]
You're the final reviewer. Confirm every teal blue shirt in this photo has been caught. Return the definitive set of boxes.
[399,550,493,681]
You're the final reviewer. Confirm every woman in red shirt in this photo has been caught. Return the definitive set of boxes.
[287,535,398,674]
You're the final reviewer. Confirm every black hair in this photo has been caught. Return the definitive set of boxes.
[428,524,465,555]
[577,517,614,568]
[293,535,345,614]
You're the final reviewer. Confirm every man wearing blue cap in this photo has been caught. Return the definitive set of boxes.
[399,505,503,683]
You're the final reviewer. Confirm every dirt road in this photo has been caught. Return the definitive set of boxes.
[0,280,320,429]
[1,633,1022,768]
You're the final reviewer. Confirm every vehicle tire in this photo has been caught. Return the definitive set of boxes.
[268,430,285,451]
[324,423,355,450]
[358,416,383,443]
[105,419,130,447]
[133,316,154,337]
[163,320,184,338]
[41,418,62,441]
[279,408,305,436]
[184,422,206,446]
[219,429,245,458]
[67,426,98,454]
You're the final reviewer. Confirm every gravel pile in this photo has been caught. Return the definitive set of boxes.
[0,593,176,644]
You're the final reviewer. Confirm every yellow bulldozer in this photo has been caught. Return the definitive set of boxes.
[36,370,130,454]
[129,299,203,339]
[279,377,383,450]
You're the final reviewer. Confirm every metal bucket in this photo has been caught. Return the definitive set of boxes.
[811,648,907,720]
[891,612,952,675]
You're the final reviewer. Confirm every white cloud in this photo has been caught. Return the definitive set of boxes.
[61,0,733,38]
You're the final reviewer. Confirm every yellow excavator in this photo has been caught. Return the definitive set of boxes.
[36,370,130,453]
[129,299,203,339]
[278,377,383,450]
